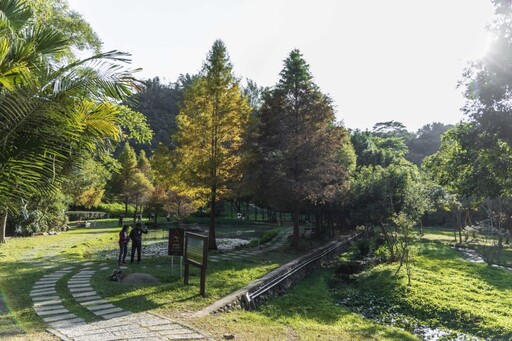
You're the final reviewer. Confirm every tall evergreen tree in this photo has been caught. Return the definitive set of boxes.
[257,49,351,248]
[110,142,137,211]
[174,40,251,249]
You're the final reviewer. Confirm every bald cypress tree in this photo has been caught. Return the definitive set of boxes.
[257,50,351,248]
[174,40,251,249]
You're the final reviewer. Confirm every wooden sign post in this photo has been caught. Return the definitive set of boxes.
[168,228,184,276]
[184,232,208,297]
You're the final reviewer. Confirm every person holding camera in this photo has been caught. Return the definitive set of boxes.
[129,222,148,263]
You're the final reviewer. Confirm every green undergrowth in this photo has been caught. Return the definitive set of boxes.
[193,269,417,340]
[246,227,280,247]
[334,236,512,340]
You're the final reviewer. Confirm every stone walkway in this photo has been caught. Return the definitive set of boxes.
[29,264,209,340]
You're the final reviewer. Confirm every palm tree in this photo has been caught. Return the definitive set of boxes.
[0,0,139,242]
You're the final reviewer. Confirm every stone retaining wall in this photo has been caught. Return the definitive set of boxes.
[195,232,361,316]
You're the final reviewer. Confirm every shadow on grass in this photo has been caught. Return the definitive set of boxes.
[420,240,512,291]
[0,261,54,333]
[418,239,460,261]
[255,269,415,340]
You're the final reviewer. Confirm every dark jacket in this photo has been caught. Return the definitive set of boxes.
[129,225,148,242]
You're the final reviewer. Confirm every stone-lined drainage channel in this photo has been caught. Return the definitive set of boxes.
[197,233,361,315]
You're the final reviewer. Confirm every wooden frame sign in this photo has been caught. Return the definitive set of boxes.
[168,228,184,256]
[184,232,208,297]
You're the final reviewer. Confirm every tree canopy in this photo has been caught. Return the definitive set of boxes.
[173,40,251,249]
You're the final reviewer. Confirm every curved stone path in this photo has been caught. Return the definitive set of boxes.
[29,264,209,340]
[31,267,86,330]
[69,269,130,320]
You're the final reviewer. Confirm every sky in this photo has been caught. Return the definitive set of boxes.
[67,0,496,132]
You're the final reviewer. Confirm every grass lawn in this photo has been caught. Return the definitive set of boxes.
[4,221,509,340]
[192,270,418,340]
[332,228,512,340]
[0,219,304,338]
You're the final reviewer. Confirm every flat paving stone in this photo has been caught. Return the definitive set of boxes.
[39,275,62,279]
[99,267,110,271]
[148,324,183,331]
[32,295,60,302]
[30,289,57,295]
[73,332,117,341]
[34,304,65,311]
[94,307,124,315]
[104,324,140,333]
[50,318,85,329]
[102,311,132,320]
[68,281,90,285]
[43,313,77,322]
[73,291,97,298]
[76,295,102,302]
[69,287,94,292]
[35,308,69,316]
[81,299,109,306]
[35,282,58,287]
[33,300,61,307]
[69,281,91,286]
[88,304,115,311]
[36,280,58,284]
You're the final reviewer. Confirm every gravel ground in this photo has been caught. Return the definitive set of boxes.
[100,238,250,260]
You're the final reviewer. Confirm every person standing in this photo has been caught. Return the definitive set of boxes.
[118,225,130,265]
[129,222,148,263]
[118,213,125,227]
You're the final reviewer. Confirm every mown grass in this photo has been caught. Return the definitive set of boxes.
[192,270,418,340]
[7,221,509,340]
[90,253,300,319]
[0,219,299,337]
[333,230,512,340]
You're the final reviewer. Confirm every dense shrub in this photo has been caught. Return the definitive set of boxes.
[247,228,279,247]
[97,202,135,216]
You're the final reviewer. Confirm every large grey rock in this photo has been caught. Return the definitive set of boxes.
[121,273,160,284]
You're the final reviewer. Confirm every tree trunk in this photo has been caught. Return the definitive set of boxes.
[380,223,395,260]
[209,188,218,250]
[292,204,300,249]
[0,210,7,244]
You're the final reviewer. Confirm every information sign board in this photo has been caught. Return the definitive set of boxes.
[168,228,184,256]
[184,232,208,297]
